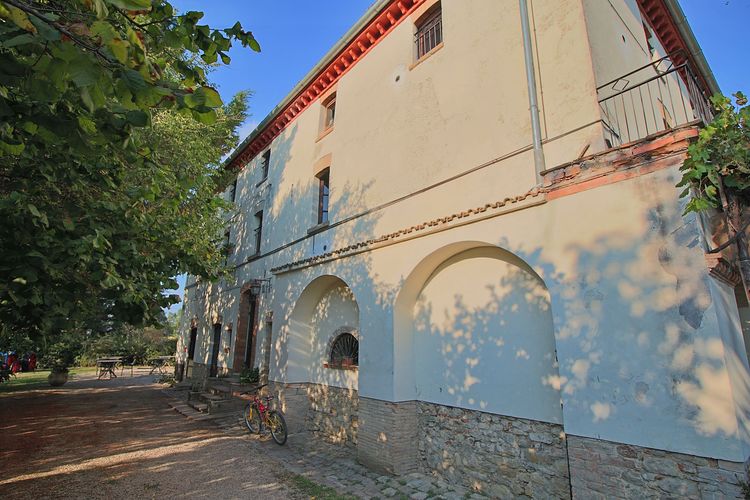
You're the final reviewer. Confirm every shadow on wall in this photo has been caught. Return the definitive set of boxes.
[247,120,750,461]
[186,123,301,375]
[412,246,563,424]
[393,174,750,458]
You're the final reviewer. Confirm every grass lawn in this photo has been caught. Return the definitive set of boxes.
[0,367,98,393]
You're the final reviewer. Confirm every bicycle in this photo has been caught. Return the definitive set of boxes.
[241,383,288,445]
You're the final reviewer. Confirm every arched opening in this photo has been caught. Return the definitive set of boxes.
[392,242,568,495]
[278,274,360,446]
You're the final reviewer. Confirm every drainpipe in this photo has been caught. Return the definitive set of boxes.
[519,0,546,184]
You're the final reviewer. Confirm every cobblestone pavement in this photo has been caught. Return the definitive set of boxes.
[166,389,489,500]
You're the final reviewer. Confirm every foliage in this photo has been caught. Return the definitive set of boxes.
[678,92,750,213]
[43,331,82,369]
[239,365,259,384]
[0,0,258,339]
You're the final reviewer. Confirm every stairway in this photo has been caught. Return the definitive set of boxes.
[186,376,260,415]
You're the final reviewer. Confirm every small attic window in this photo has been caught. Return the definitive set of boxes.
[415,3,442,60]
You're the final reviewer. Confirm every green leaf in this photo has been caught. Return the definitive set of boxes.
[192,109,217,124]
[123,69,147,91]
[21,121,38,134]
[12,277,27,285]
[197,86,222,108]
[0,140,24,155]
[107,38,130,64]
[27,204,41,218]
[69,58,99,88]
[1,4,37,33]
[126,110,149,126]
[2,33,35,48]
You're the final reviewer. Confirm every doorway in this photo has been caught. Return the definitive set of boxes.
[209,323,222,377]
[244,297,258,369]
[187,327,197,361]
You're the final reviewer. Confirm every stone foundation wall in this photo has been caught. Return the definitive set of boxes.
[417,402,570,499]
[568,435,746,499]
[358,398,419,475]
[266,381,358,444]
[186,361,208,385]
[307,384,359,446]
[269,381,311,435]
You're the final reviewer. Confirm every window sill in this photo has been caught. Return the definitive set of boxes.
[316,126,334,143]
[247,252,261,262]
[307,221,329,235]
[255,177,268,188]
[409,42,444,71]
[323,362,358,371]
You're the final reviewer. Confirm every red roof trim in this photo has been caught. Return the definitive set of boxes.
[637,0,712,94]
[230,0,425,170]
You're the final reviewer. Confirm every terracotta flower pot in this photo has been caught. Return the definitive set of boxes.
[48,371,69,387]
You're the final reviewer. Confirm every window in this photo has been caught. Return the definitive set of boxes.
[229,178,238,203]
[253,210,263,255]
[317,168,330,225]
[329,332,358,368]
[415,3,442,60]
[260,150,270,180]
[322,93,336,130]
[223,229,231,264]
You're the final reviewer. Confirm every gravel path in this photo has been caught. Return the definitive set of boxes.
[0,371,297,499]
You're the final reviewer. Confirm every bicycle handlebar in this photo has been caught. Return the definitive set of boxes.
[239,383,268,395]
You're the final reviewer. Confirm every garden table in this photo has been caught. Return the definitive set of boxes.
[96,357,122,379]
[148,356,175,375]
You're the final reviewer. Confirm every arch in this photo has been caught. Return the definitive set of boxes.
[280,274,360,390]
[393,241,562,424]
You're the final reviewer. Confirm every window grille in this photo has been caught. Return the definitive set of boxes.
[415,7,442,60]
[329,332,358,368]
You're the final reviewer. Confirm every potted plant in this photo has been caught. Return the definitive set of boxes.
[44,337,78,387]
[48,363,69,386]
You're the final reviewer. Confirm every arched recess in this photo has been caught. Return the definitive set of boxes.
[283,274,360,390]
[394,242,563,424]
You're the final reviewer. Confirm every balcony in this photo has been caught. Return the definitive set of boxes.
[597,50,713,148]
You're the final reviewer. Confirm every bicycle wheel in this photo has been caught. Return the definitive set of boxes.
[243,403,261,434]
[268,410,288,445]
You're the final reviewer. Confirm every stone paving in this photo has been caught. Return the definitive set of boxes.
[165,389,489,499]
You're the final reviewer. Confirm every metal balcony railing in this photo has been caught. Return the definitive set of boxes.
[597,51,713,147]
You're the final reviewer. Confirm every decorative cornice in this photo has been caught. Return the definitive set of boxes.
[705,254,742,287]
[637,0,715,95]
[271,188,545,274]
[229,0,425,170]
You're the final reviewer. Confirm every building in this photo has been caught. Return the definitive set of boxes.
[177,0,750,497]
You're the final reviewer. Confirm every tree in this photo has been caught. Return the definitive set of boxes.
[0,0,259,340]
[678,92,750,304]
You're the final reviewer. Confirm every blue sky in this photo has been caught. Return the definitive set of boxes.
[166,0,748,313]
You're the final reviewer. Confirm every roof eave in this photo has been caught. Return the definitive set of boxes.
[224,0,393,169]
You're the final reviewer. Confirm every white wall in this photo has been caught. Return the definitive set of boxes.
[412,247,562,424]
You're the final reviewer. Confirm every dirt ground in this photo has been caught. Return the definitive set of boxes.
[0,371,297,499]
